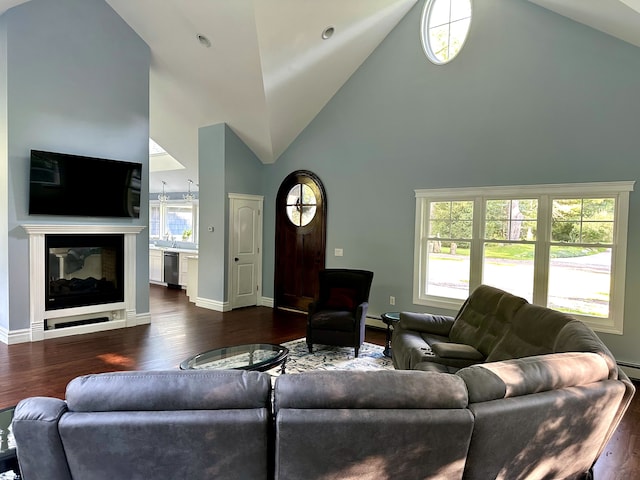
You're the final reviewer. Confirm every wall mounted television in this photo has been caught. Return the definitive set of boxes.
[29,150,142,218]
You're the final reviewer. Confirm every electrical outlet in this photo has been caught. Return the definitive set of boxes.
[390,296,395,305]
[334,248,343,257]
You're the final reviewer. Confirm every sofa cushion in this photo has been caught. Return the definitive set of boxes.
[274,371,474,480]
[485,303,573,362]
[66,370,271,411]
[449,285,527,356]
[275,370,469,409]
[431,342,485,361]
[456,352,610,403]
[398,311,455,336]
[554,320,618,379]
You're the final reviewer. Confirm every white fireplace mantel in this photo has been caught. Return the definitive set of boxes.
[21,224,145,341]
[22,224,145,235]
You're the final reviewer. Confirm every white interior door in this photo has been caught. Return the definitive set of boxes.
[229,194,263,309]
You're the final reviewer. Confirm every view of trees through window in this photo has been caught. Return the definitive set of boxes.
[149,202,197,244]
[425,197,615,318]
[422,0,472,64]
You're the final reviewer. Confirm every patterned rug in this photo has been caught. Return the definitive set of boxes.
[274,337,393,374]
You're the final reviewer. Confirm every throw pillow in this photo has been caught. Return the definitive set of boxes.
[325,287,356,310]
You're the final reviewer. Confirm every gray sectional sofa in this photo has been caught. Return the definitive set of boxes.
[12,285,635,480]
[14,369,475,480]
[392,284,635,479]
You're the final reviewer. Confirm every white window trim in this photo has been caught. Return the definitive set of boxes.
[413,181,635,335]
[420,0,473,66]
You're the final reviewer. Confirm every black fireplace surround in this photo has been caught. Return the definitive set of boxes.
[45,234,125,310]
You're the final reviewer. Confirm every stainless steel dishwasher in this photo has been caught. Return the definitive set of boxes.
[163,251,180,288]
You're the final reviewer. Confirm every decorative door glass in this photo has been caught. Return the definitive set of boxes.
[286,184,317,227]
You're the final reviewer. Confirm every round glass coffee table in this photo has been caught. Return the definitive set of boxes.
[179,343,289,373]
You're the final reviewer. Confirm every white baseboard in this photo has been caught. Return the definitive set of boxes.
[136,312,151,325]
[195,297,231,312]
[366,316,386,330]
[0,326,31,344]
[260,296,274,308]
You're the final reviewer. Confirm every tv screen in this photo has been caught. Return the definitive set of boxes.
[29,150,142,218]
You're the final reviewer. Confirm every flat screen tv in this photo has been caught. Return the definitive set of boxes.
[29,150,142,218]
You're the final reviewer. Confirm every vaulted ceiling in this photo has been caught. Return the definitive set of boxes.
[2,0,640,193]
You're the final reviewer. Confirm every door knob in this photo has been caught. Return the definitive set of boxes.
[234,257,239,262]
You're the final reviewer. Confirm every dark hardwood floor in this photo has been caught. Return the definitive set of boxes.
[0,284,384,408]
[0,284,637,479]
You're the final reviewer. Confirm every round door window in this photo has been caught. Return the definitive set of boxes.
[286,183,317,226]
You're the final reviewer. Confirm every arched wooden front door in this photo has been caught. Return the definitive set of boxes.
[274,170,327,312]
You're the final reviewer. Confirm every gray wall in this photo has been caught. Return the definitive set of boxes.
[259,0,640,364]
[1,0,150,333]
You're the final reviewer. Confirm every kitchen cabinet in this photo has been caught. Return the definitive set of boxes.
[149,249,163,283]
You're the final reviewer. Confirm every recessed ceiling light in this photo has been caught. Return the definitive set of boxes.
[196,33,211,48]
[322,26,335,40]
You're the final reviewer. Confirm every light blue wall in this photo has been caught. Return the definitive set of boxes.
[2,0,150,333]
[260,0,640,363]
[225,127,263,196]
[196,124,263,304]
[198,124,226,301]
[0,14,8,330]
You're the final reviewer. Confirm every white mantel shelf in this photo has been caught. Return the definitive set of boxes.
[21,224,146,341]
[22,224,145,235]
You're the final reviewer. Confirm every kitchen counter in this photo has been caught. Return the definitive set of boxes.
[149,244,198,254]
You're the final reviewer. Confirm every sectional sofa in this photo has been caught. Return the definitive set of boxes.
[12,286,635,480]
[13,369,474,480]
[392,284,635,479]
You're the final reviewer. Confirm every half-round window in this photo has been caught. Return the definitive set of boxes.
[286,184,317,227]
[421,0,472,65]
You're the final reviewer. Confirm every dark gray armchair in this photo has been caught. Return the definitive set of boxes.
[306,269,374,357]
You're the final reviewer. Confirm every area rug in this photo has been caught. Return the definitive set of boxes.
[271,337,393,375]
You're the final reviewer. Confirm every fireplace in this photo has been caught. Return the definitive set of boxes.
[45,234,125,311]
[21,224,146,342]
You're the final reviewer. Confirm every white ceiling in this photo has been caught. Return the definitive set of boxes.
[107,0,419,193]
[2,0,640,193]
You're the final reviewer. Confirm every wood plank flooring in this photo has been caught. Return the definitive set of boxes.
[0,284,637,479]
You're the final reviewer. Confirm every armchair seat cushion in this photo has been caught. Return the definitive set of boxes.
[309,310,356,331]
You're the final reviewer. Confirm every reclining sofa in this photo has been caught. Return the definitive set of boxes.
[12,286,635,480]
[13,369,473,480]
[392,284,635,479]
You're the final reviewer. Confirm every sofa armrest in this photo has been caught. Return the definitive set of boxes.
[12,397,73,480]
[398,311,455,336]
[456,352,610,403]
[432,342,485,361]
